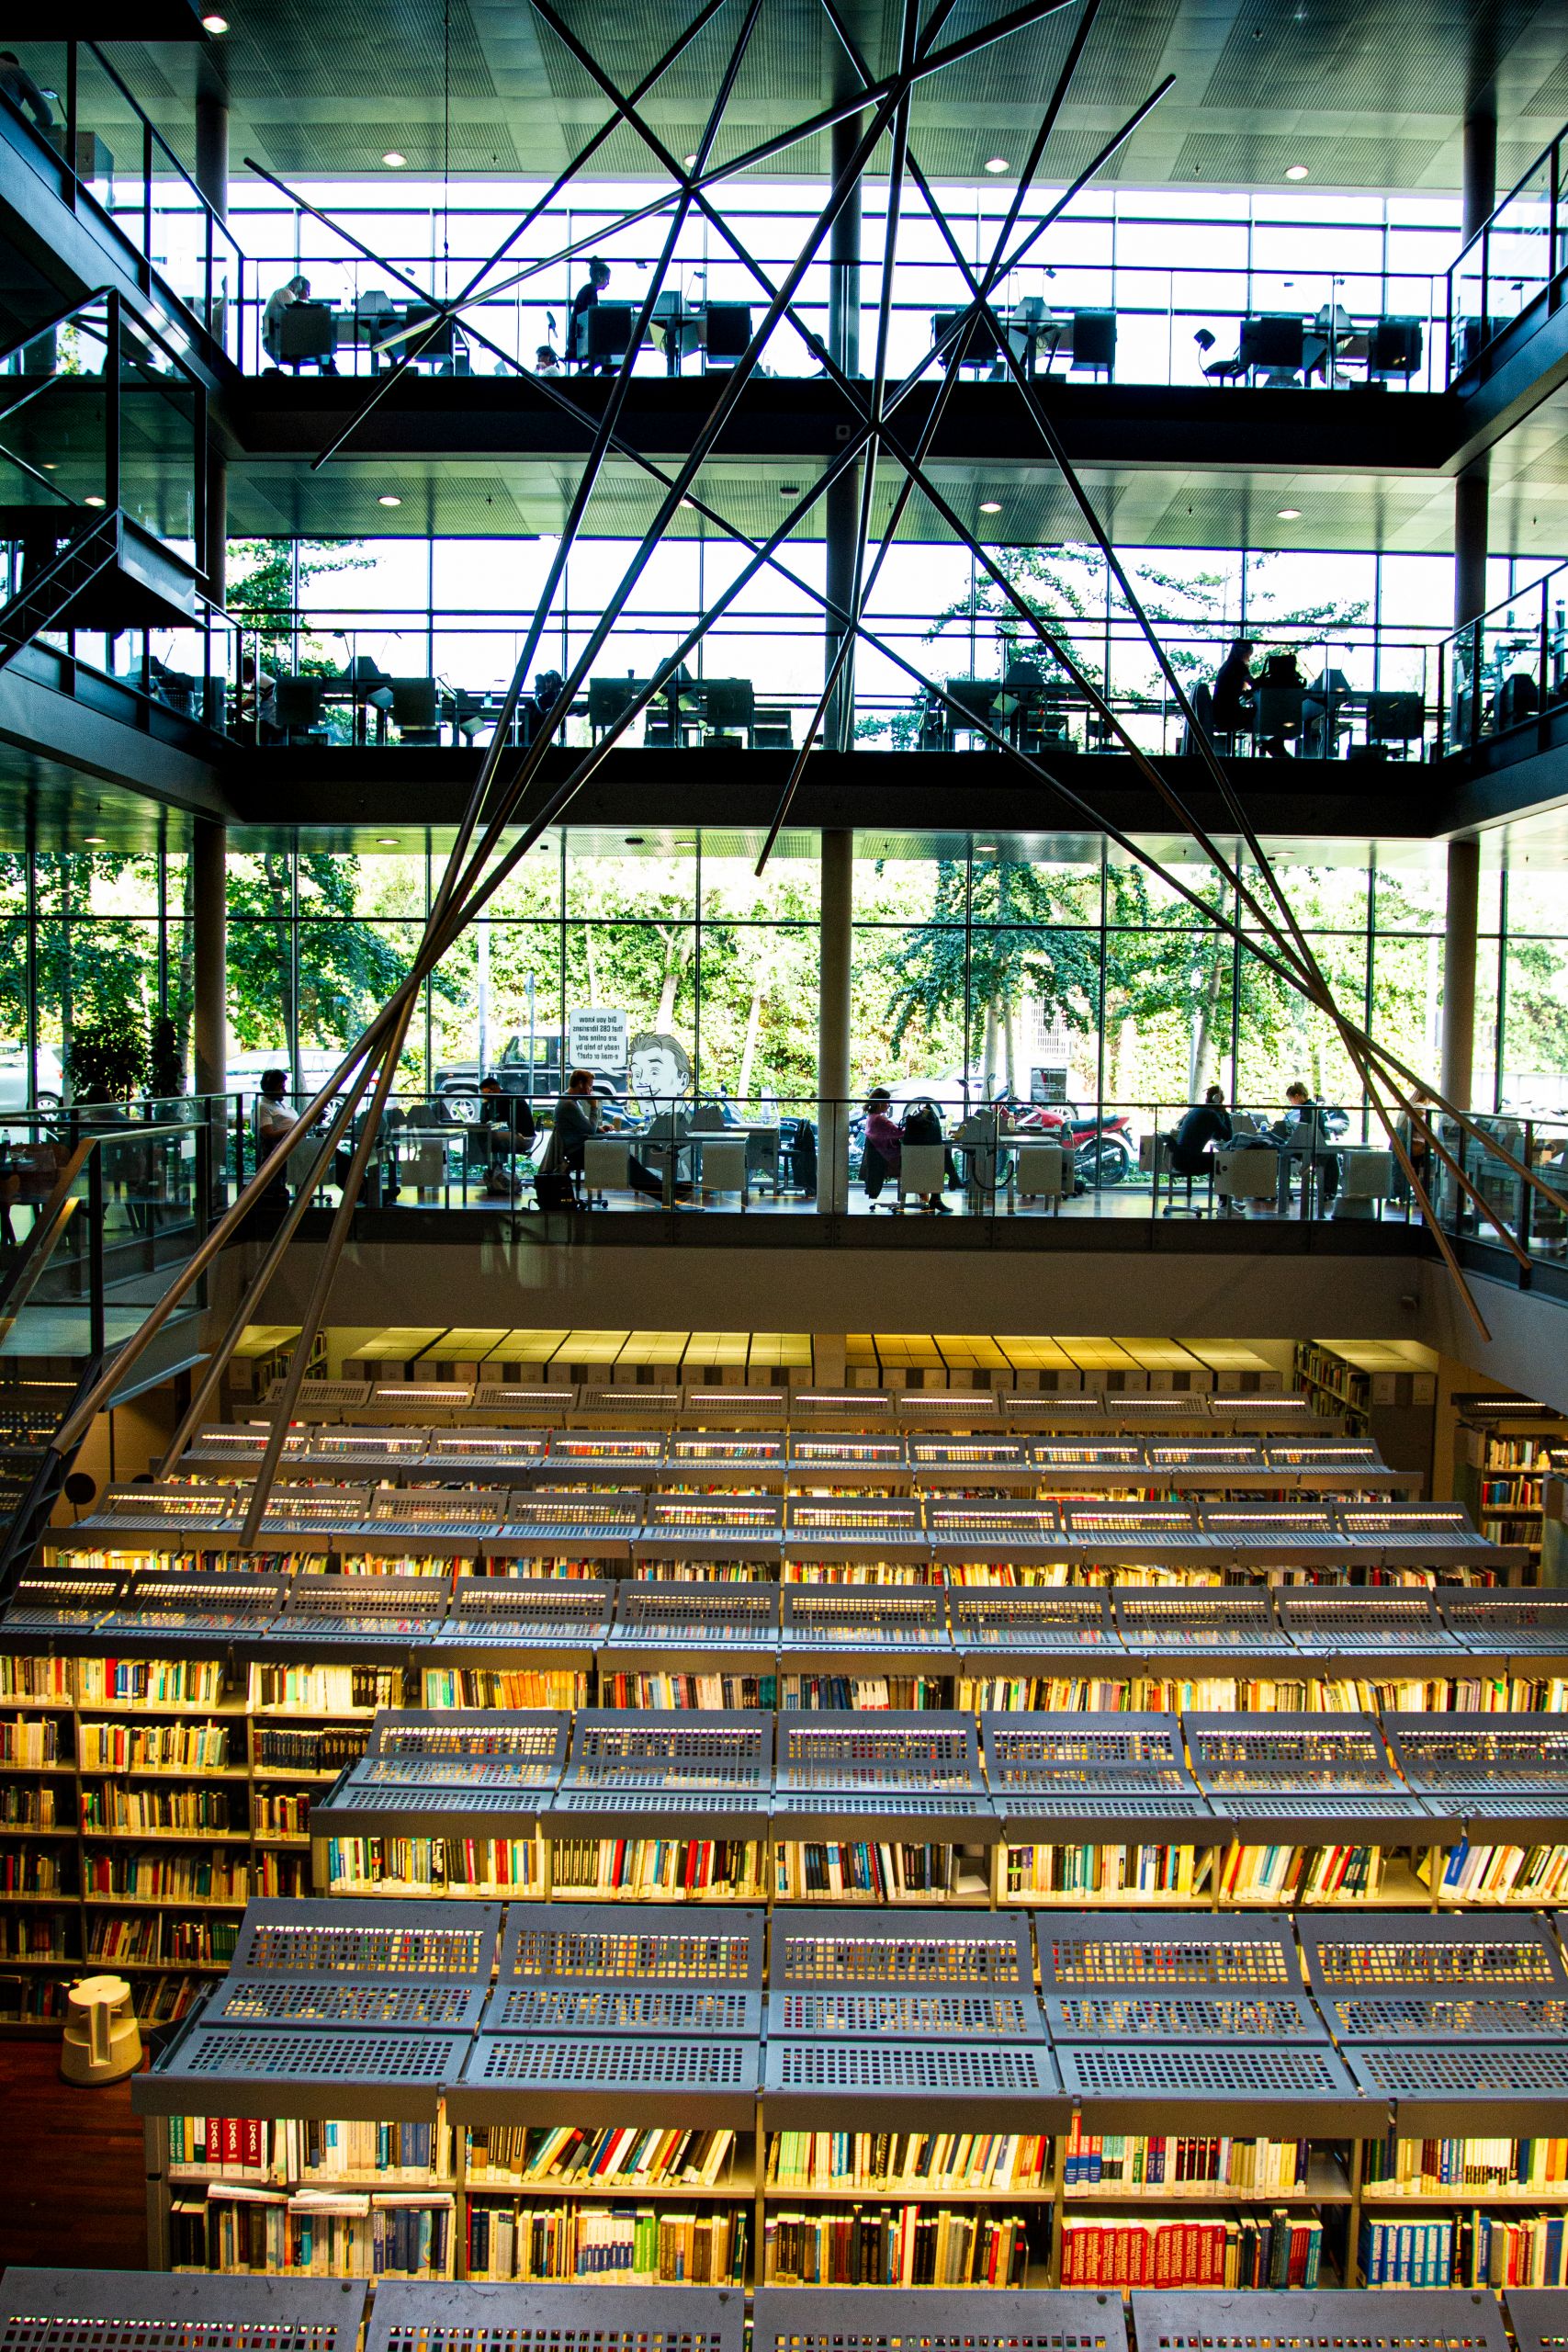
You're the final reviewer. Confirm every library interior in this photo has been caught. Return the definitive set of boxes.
[16,0,1568,2346]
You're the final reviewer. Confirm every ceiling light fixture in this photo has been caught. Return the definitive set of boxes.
[979,500,1001,514]
[83,494,106,507]
[679,497,695,509]
[83,833,106,844]
[382,151,407,168]
[682,154,697,168]
[1285,164,1309,181]
[200,12,228,28]
[378,493,402,507]
[375,835,400,846]
[984,156,1009,174]
[1277,506,1302,519]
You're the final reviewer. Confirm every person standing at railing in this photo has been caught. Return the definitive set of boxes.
[0,52,54,132]
[569,257,612,370]
[252,1069,293,1227]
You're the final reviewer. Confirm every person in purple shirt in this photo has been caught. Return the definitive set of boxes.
[862,1089,902,1208]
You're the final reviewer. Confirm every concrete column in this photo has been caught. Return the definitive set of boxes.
[824,107,862,753]
[1454,459,1489,629]
[817,828,853,1212]
[1441,836,1480,1111]
[193,820,227,1099]
[195,85,229,219]
[1461,103,1496,245]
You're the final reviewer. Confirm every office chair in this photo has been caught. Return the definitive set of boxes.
[1238,314,1304,381]
[705,678,755,732]
[931,311,999,372]
[589,676,642,735]
[401,305,456,367]
[584,304,642,368]
[1366,689,1427,754]
[1367,318,1424,383]
[275,674,325,739]
[703,304,751,366]
[389,678,439,741]
[276,303,335,370]
[945,678,1001,738]
[1069,310,1116,379]
[1194,327,1247,385]
[1496,671,1540,729]
[751,704,793,750]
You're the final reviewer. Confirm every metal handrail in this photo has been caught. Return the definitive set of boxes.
[0,1115,209,1351]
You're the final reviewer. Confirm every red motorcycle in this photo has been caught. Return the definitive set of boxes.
[1015,1100,1136,1186]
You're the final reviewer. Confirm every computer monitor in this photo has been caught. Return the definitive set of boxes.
[1070,311,1116,372]
[1239,315,1305,372]
[704,304,752,363]
[1368,318,1424,380]
[1367,689,1425,742]
[389,678,438,731]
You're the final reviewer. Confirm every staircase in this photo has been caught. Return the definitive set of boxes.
[0,1363,98,1589]
[0,506,120,671]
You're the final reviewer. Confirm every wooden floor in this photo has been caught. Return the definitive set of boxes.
[0,2041,148,2274]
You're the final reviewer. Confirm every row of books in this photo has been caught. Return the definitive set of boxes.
[0,1849,66,1893]
[1002,1844,1211,1899]
[174,2187,454,2278]
[87,1915,239,1965]
[79,1659,226,1705]
[421,1668,584,1710]
[1359,2211,1568,2287]
[0,1914,70,1958]
[250,1667,404,1713]
[254,1792,313,1838]
[167,2116,450,2184]
[761,2207,1029,2287]
[79,1786,238,1834]
[78,1721,233,1771]
[81,1853,249,1900]
[254,1726,368,1772]
[132,1973,209,2022]
[1423,1841,1568,1901]
[0,1718,64,1764]
[0,1657,71,1700]
[1061,2212,1323,2288]
[773,1841,968,1900]
[1219,1843,1384,1902]
[553,1838,762,1898]
[468,2125,737,2188]
[766,2132,1049,2193]
[0,1787,59,1827]
[1064,2127,1308,2192]
[0,1973,70,2020]
[1365,2135,1568,2194]
[464,2201,747,2283]
[321,1838,543,1896]
[601,1674,773,1710]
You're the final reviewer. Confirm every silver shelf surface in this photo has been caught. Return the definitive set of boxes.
[0,2270,367,2352]
[366,2281,742,2352]
[1133,2291,1507,2352]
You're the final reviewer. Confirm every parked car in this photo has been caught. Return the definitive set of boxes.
[435,1031,626,1121]
[0,1041,64,1112]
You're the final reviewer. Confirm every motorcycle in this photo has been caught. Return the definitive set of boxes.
[1015,1100,1137,1186]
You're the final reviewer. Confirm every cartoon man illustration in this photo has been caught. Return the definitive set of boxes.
[628,1030,693,1110]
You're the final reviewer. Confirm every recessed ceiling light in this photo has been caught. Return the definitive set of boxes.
[1277,506,1302,520]
[682,154,697,168]
[200,12,228,28]
[83,833,106,844]
[40,462,56,469]
[979,500,1001,514]
[1285,164,1309,181]
[976,841,998,854]
[378,493,402,507]
[375,835,399,846]
[679,497,694,509]
[382,151,407,168]
[984,156,1009,174]
[83,494,106,506]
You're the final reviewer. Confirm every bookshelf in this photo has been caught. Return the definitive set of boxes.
[1455,1401,1568,1578]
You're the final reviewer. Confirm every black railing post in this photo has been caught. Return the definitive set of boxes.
[64,43,77,199]
[104,292,121,515]
[141,117,153,259]
[87,1149,105,1359]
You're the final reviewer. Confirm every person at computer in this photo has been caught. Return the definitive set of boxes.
[538,1067,672,1205]
[535,344,562,375]
[569,257,612,370]
[861,1088,902,1209]
[1209,639,1255,742]
[900,1096,953,1213]
[262,275,338,374]
[1169,1084,1232,1176]
[1255,649,1304,761]
[1273,1080,1339,1215]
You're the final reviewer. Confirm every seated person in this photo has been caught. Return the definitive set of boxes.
[1169,1083,1232,1176]
[1255,648,1304,761]
[537,1068,677,1205]
[475,1075,536,1199]
[535,343,562,376]
[262,275,338,374]
[1273,1080,1339,1213]
[1209,639,1255,738]
[861,1087,901,1206]
[899,1095,953,1213]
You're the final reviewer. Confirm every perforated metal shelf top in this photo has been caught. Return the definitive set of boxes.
[367,1710,566,1765]
[981,1713,1203,1802]
[951,1589,1120,1654]
[608,1582,783,1657]
[763,2033,1066,2130]
[1506,2289,1568,2352]
[784,1498,928,1556]
[1280,1589,1454,1658]
[1444,1594,1568,1655]
[230,1898,501,1983]
[552,1712,773,1835]
[1345,2038,1568,2132]
[452,2023,760,2128]
[780,1589,952,1656]
[1383,1713,1568,1796]
[774,1712,993,1836]
[0,2268,369,2352]
[499,1902,765,1987]
[1302,1912,1568,2011]
[770,1905,1032,1988]
[1038,1910,1305,1992]
[927,1501,1066,1559]
[209,1974,488,2033]
[750,2287,1125,2352]
[365,2278,742,2352]
[1185,1711,1402,1794]
[1113,1592,1290,1657]
[134,2013,470,2122]
[1055,2039,1367,2132]
[1063,1505,1206,1550]
[1132,2290,1507,2352]
[637,1496,785,1555]
[434,1579,613,1654]
[1046,1987,1325,2044]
